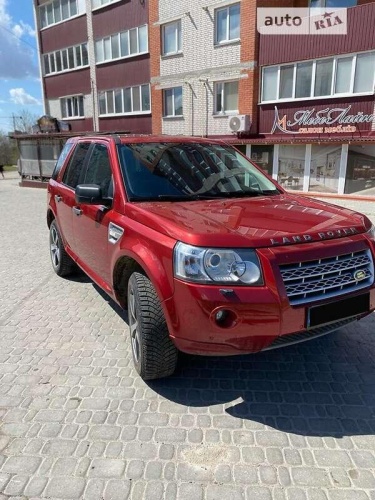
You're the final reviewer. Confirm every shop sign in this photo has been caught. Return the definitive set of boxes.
[271,105,375,135]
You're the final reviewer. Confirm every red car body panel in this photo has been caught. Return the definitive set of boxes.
[124,196,370,248]
[47,135,375,356]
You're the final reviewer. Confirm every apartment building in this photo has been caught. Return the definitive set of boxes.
[34,0,151,134]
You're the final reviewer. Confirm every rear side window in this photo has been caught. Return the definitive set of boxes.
[62,142,91,189]
[51,142,74,180]
[83,144,113,198]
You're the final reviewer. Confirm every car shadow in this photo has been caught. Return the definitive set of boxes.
[149,315,375,438]
[66,271,92,284]
[93,282,375,438]
[93,283,128,319]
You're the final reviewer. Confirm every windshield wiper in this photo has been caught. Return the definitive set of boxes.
[211,190,279,198]
[129,191,279,202]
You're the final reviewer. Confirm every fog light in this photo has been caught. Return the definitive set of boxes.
[216,310,228,324]
[213,308,238,328]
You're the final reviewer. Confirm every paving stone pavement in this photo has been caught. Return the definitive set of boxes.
[0,175,375,500]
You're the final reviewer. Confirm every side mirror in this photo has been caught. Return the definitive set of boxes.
[75,184,105,205]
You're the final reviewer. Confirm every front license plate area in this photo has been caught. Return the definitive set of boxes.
[307,293,370,328]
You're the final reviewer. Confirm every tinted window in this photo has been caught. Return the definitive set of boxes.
[62,142,90,189]
[83,144,113,198]
[119,142,279,201]
[52,142,74,180]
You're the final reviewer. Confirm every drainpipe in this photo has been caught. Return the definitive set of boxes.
[86,0,99,131]
[199,78,209,137]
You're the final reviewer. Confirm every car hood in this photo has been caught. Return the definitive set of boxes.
[125,193,371,248]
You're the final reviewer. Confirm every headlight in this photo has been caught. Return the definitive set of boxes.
[174,242,263,285]
[366,224,375,239]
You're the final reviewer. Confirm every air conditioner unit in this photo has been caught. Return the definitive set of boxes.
[228,114,251,133]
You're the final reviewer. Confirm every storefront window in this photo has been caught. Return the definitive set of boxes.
[250,145,274,176]
[345,146,375,194]
[309,145,341,193]
[235,145,246,155]
[278,145,305,190]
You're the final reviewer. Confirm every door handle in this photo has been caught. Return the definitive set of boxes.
[72,206,82,216]
[55,195,62,203]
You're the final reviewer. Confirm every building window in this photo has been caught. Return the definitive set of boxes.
[98,84,150,116]
[335,57,352,94]
[309,0,356,7]
[279,65,294,99]
[354,52,375,93]
[314,58,333,97]
[43,43,88,75]
[161,20,182,56]
[295,62,313,98]
[92,0,122,8]
[163,87,183,117]
[215,3,240,44]
[214,81,239,114]
[95,25,148,63]
[278,145,306,191]
[309,145,341,194]
[61,95,84,118]
[261,51,375,102]
[40,0,85,29]
[345,146,375,194]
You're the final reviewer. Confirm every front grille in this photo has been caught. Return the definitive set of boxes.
[279,249,374,306]
[263,317,356,351]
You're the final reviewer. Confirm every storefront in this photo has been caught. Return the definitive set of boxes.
[241,98,375,197]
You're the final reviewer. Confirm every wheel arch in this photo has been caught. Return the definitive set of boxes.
[47,208,55,228]
[112,250,174,310]
[113,256,145,309]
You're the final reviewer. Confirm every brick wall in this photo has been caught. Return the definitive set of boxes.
[149,0,162,135]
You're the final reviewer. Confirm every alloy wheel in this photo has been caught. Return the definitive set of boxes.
[50,226,60,269]
[129,286,140,363]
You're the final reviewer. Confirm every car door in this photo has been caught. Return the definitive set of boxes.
[55,142,91,254]
[72,142,114,287]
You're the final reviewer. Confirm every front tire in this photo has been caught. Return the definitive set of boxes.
[128,272,178,380]
[49,220,76,277]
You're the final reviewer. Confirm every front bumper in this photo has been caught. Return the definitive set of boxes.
[163,237,375,356]
[164,281,375,355]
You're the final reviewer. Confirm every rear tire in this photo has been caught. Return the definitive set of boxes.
[128,272,178,380]
[49,220,76,277]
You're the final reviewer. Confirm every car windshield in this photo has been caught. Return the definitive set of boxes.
[118,142,281,201]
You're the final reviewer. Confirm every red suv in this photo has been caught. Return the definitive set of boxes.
[47,135,375,379]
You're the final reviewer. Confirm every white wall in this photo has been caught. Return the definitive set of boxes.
[155,0,254,137]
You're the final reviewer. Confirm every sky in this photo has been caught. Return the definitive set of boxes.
[0,0,43,132]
